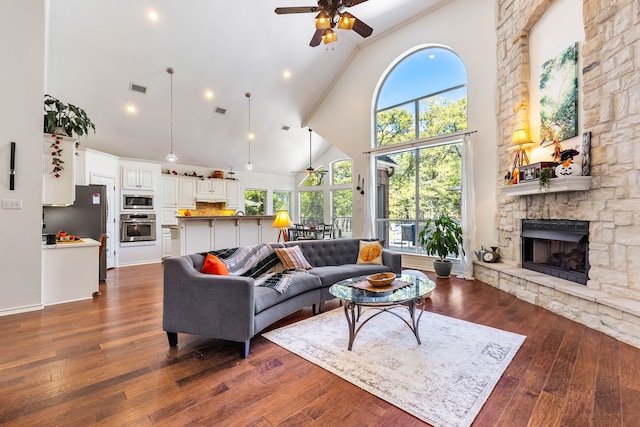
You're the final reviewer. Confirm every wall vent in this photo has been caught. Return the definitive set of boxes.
[129,83,147,94]
[215,107,227,115]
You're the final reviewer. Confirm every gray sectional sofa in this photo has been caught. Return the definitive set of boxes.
[162,238,401,357]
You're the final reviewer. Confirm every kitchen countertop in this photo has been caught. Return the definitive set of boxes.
[42,237,100,249]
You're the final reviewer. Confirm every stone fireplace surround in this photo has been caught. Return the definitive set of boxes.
[483,0,640,349]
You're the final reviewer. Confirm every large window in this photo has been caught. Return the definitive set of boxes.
[244,189,266,216]
[299,160,353,236]
[273,191,291,214]
[374,47,467,254]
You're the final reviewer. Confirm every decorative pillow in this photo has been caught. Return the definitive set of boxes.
[201,254,230,275]
[356,240,383,265]
[274,246,312,270]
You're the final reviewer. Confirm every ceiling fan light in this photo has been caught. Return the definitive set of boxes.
[315,11,331,29]
[322,28,337,44]
[337,12,355,30]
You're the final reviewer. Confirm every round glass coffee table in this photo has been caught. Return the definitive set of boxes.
[329,273,436,351]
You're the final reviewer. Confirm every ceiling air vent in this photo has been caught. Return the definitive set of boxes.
[215,107,227,115]
[282,125,290,131]
[129,83,147,94]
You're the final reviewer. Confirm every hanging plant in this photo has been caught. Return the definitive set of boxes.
[49,133,64,178]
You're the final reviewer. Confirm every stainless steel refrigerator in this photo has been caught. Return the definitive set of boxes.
[43,185,108,281]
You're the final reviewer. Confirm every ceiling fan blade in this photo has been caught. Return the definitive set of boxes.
[309,29,324,47]
[344,0,369,6]
[352,16,373,38]
[275,6,319,14]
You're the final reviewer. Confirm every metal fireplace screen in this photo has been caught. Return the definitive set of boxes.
[521,219,589,285]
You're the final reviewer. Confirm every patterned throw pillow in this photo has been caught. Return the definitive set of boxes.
[356,240,383,265]
[201,254,230,275]
[274,246,312,270]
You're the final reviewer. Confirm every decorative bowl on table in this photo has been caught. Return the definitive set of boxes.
[366,272,396,287]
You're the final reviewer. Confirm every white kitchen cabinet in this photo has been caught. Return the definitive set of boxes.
[196,179,227,201]
[178,177,196,209]
[161,207,178,226]
[161,176,178,208]
[42,134,76,206]
[121,164,154,191]
[161,228,172,258]
[226,180,240,210]
[182,219,213,254]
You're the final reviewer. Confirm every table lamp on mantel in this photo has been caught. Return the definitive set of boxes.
[272,210,293,242]
[508,128,536,183]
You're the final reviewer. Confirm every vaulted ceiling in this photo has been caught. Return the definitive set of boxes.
[45,0,447,175]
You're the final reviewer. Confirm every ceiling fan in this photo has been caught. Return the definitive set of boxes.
[275,0,373,47]
[292,129,328,176]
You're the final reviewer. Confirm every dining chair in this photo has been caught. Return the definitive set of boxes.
[321,223,333,239]
[295,223,315,240]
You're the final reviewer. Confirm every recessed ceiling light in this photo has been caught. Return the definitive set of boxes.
[283,70,292,79]
[204,90,214,99]
[147,10,158,21]
[126,105,136,113]
[429,54,435,59]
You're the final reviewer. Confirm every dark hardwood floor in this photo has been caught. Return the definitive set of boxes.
[1,263,639,426]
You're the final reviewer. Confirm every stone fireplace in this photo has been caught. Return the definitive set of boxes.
[475,0,640,350]
[521,219,589,285]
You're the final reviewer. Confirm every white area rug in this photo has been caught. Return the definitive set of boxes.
[263,308,525,427]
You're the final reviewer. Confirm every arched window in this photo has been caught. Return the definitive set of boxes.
[374,47,467,254]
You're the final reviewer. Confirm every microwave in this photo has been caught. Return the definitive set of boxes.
[122,194,154,210]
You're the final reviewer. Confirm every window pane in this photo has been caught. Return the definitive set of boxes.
[418,90,467,139]
[331,189,352,238]
[376,102,416,146]
[273,191,291,213]
[332,160,352,185]
[244,189,266,215]
[418,142,462,219]
[377,47,467,110]
[300,191,323,224]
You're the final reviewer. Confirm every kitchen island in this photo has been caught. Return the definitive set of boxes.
[41,238,100,305]
[173,215,279,256]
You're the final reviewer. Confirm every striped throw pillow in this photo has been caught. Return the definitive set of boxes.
[275,246,312,270]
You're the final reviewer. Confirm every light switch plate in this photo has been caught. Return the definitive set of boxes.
[1,199,22,209]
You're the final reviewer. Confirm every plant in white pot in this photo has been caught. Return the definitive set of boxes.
[43,94,96,138]
[418,213,464,278]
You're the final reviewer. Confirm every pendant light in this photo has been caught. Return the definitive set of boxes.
[245,92,254,170]
[165,67,177,162]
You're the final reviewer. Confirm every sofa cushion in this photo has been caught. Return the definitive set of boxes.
[254,271,322,314]
[356,240,383,265]
[308,264,393,287]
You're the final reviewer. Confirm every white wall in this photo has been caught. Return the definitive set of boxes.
[308,0,498,247]
[0,1,45,314]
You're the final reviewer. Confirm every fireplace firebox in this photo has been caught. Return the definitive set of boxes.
[521,219,589,285]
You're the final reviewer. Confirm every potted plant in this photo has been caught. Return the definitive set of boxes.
[538,167,553,192]
[418,213,464,278]
[43,94,96,138]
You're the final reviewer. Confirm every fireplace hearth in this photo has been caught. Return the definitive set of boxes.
[521,219,589,285]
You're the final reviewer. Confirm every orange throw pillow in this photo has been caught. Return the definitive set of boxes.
[356,240,383,265]
[201,254,230,275]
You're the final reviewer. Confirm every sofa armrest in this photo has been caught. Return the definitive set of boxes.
[382,249,402,274]
[163,256,255,343]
